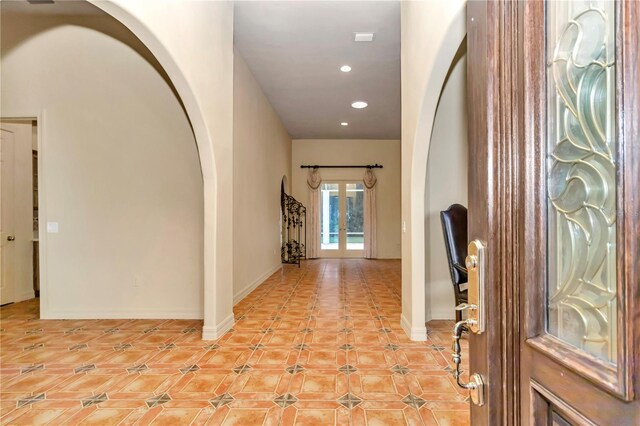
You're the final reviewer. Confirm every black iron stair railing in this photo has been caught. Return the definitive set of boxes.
[281,192,306,267]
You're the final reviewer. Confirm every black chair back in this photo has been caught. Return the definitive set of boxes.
[440,204,468,286]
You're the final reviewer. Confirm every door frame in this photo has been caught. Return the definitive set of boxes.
[318,180,365,259]
[1,113,46,317]
[466,1,524,423]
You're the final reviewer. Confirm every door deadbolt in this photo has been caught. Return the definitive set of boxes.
[462,240,486,334]
[7,235,15,241]
[465,254,478,270]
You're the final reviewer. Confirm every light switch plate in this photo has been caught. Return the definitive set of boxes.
[47,222,59,233]
[354,32,375,42]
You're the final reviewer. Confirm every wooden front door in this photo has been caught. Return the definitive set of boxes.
[465,1,639,424]
[519,1,639,424]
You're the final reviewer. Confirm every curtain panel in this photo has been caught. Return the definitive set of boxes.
[363,169,377,259]
[306,168,322,258]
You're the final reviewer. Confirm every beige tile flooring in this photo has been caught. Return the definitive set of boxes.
[0,259,469,425]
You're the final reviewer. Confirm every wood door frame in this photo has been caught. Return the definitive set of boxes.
[467,1,523,423]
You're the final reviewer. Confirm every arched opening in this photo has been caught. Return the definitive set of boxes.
[84,1,231,339]
[1,2,213,322]
[424,38,468,321]
[401,0,467,341]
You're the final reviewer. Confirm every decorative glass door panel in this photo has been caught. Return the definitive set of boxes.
[545,0,617,363]
[466,0,638,422]
[319,182,365,258]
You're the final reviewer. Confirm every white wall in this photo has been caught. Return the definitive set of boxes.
[1,14,204,318]
[425,50,468,321]
[0,122,34,302]
[291,139,401,259]
[401,0,466,340]
[233,51,291,302]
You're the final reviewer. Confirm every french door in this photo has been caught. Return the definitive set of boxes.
[465,1,639,424]
[318,182,364,258]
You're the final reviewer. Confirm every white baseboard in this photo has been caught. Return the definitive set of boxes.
[41,309,203,319]
[400,313,427,341]
[202,313,235,340]
[233,263,282,305]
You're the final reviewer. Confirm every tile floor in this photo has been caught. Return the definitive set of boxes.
[0,259,469,425]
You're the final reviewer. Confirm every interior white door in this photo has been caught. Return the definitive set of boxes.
[318,181,365,258]
[0,128,16,305]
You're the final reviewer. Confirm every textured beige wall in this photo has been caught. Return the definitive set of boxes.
[425,51,468,321]
[1,14,204,317]
[233,51,291,301]
[291,139,401,259]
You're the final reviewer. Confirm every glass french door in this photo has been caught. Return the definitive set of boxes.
[319,182,364,258]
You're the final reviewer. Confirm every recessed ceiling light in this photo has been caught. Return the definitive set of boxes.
[341,122,349,126]
[340,65,352,73]
[351,101,368,109]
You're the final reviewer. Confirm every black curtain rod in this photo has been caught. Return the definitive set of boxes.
[300,164,383,169]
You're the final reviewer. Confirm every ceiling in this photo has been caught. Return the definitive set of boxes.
[234,1,400,140]
[2,0,401,140]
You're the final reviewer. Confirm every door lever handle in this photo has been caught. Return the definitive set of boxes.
[452,320,485,406]
[455,303,477,311]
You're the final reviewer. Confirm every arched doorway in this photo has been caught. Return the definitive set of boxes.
[401,0,467,340]
[424,39,468,321]
[85,0,231,339]
[1,0,235,339]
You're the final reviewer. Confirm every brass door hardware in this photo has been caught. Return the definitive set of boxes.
[452,320,485,406]
[463,239,485,334]
[451,239,487,406]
